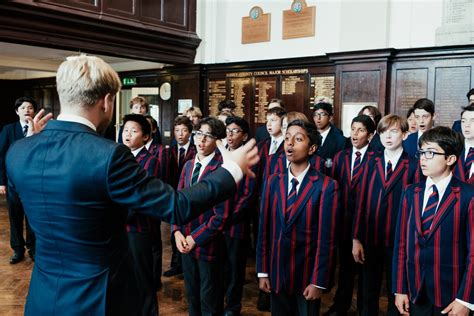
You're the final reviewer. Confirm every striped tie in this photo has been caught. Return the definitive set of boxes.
[285,178,299,222]
[465,147,474,180]
[178,147,186,170]
[191,162,202,185]
[23,124,28,137]
[386,160,393,181]
[352,151,362,182]
[421,185,438,235]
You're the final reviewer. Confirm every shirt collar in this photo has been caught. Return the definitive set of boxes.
[288,163,310,193]
[353,144,369,158]
[57,114,97,131]
[145,139,153,151]
[320,127,331,144]
[384,147,404,167]
[131,146,145,157]
[19,119,28,127]
[271,134,284,144]
[195,151,216,170]
[417,130,423,139]
[178,141,191,152]
[425,173,452,201]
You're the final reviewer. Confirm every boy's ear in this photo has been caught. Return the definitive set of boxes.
[402,131,408,141]
[143,134,150,143]
[308,144,317,156]
[368,133,374,141]
[243,134,249,142]
[432,112,438,122]
[446,154,457,167]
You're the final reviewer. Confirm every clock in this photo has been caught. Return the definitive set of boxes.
[159,82,171,101]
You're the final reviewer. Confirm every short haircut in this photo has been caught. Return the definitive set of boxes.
[286,111,309,124]
[461,104,474,118]
[56,55,121,108]
[418,126,463,162]
[287,119,322,149]
[413,98,435,115]
[358,105,382,126]
[225,116,250,135]
[173,116,193,132]
[14,96,37,112]
[122,114,151,137]
[267,107,287,118]
[144,115,158,130]
[466,88,474,100]
[184,106,202,118]
[407,107,415,118]
[268,98,285,109]
[129,96,149,112]
[377,114,409,134]
[313,102,333,116]
[218,100,236,111]
[196,117,226,139]
[352,114,376,135]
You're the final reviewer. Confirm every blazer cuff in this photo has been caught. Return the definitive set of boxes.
[257,273,268,278]
[456,299,474,311]
[310,284,326,290]
[222,161,243,184]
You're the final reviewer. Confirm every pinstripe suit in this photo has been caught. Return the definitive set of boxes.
[392,177,474,309]
[352,151,422,316]
[256,167,339,295]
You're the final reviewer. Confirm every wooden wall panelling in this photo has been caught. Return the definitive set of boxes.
[140,0,163,24]
[102,0,137,19]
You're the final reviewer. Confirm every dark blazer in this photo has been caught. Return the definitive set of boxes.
[172,152,231,262]
[5,120,237,316]
[316,127,347,161]
[165,143,197,189]
[402,132,419,158]
[257,137,284,191]
[0,121,24,185]
[369,133,385,154]
[353,152,422,247]
[452,120,462,133]
[255,125,269,144]
[452,148,474,185]
[256,167,339,294]
[331,147,375,241]
[392,177,474,308]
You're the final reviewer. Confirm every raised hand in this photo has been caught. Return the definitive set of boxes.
[217,139,259,178]
[25,109,53,136]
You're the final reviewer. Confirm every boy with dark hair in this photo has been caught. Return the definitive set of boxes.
[453,104,474,185]
[393,126,474,316]
[0,96,38,263]
[325,114,376,316]
[172,117,230,316]
[144,114,162,145]
[407,108,418,134]
[163,115,197,277]
[452,89,474,133]
[218,100,237,116]
[352,114,422,316]
[403,98,437,158]
[122,114,161,315]
[118,96,150,143]
[257,119,339,316]
[359,105,384,153]
[223,116,255,315]
[255,99,286,143]
[312,102,346,164]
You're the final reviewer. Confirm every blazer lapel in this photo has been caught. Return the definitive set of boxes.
[385,157,409,193]
[426,180,459,239]
[198,153,221,181]
[413,184,425,239]
[278,173,289,227]
[344,150,352,185]
[375,156,387,188]
[286,170,319,227]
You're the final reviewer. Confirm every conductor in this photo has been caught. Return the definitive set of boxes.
[5,55,259,316]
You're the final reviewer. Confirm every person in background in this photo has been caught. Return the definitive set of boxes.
[184,106,203,129]
[218,100,237,116]
[406,108,418,134]
[0,96,38,264]
[392,127,473,316]
[117,96,150,143]
[453,104,474,185]
[144,114,162,145]
[359,105,384,154]
[255,99,285,143]
[452,88,474,133]
[403,98,437,158]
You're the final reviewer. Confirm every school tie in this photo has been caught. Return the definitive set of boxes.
[23,124,28,137]
[285,178,299,222]
[178,147,186,170]
[386,160,393,181]
[421,185,439,235]
[270,139,278,155]
[464,147,474,180]
[352,151,362,182]
[191,162,202,185]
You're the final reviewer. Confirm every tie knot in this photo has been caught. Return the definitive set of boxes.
[355,151,361,158]
[431,185,438,195]
[387,160,392,166]
[179,147,185,153]
[291,178,299,187]
[469,147,474,154]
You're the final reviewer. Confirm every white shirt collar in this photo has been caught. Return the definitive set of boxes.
[145,139,153,151]
[417,130,423,139]
[57,114,97,131]
[384,147,404,169]
[131,146,145,157]
[194,151,216,178]
[178,141,191,153]
[424,173,452,209]
[352,144,369,159]
[319,127,331,145]
[287,163,310,194]
[269,135,284,154]
[19,119,28,128]
[465,140,474,159]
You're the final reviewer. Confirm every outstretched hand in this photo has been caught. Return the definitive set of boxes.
[217,139,259,178]
[25,109,53,136]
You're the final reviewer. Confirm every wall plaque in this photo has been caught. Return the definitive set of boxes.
[255,77,278,123]
[310,75,335,107]
[283,0,316,40]
[394,69,428,115]
[208,79,227,117]
[242,6,271,44]
[230,77,252,118]
[281,74,307,112]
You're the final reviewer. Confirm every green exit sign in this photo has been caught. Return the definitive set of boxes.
[122,77,137,86]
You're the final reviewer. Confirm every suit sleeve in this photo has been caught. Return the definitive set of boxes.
[457,196,474,304]
[230,174,255,224]
[0,128,11,186]
[311,178,339,288]
[256,175,273,274]
[106,145,237,226]
[392,188,410,295]
[191,199,230,246]
[352,162,370,241]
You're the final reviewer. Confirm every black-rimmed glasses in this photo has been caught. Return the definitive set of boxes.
[194,130,217,141]
[415,150,447,159]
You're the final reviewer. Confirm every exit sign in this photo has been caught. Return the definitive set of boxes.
[122,77,137,86]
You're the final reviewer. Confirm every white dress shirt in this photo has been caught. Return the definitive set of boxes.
[351,144,369,178]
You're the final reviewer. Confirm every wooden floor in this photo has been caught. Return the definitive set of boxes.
[0,196,381,315]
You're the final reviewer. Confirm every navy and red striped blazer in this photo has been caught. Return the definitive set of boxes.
[126,147,160,233]
[256,137,284,190]
[256,166,340,294]
[452,148,474,185]
[264,151,327,179]
[171,152,231,262]
[392,177,474,308]
[165,143,197,189]
[147,139,167,180]
[353,152,423,247]
[331,147,375,241]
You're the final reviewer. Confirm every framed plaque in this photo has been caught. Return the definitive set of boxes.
[242,6,271,44]
[283,0,316,40]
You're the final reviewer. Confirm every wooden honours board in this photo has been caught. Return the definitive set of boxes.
[310,75,335,106]
[208,79,226,117]
[230,77,252,118]
[254,77,278,123]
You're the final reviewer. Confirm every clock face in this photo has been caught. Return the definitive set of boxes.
[160,82,171,101]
